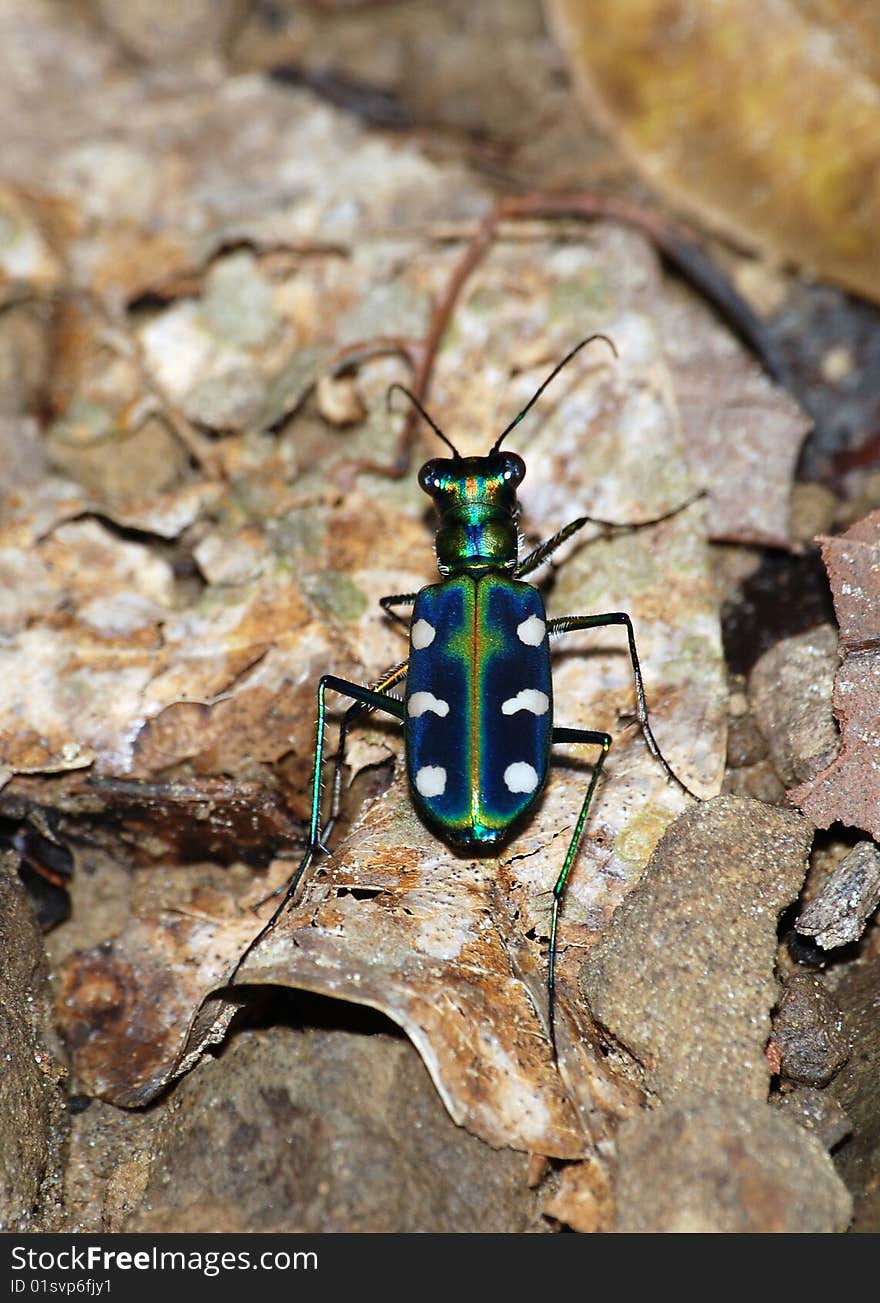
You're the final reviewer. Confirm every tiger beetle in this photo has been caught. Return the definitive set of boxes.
[234,335,697,1051]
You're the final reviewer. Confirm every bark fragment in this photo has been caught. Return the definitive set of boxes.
[797,841,880,950]
[790,514,880,839]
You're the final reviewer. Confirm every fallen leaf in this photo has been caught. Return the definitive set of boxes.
[547,0,880,302]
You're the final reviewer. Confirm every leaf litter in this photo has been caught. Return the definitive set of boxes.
[0,0,814,1194]
[36,218,772,1157]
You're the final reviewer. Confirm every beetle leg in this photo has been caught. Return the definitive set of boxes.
[516,493,704,580]
[547,726,611,1055]
[548,612,698,799]
[516,517,599,579]
[379,591,419,629]
[322,658,408,844]
[230,671,406,983]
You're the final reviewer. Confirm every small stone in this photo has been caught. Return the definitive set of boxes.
[748,625,839,787]
[722,757,786,805]
[580,796,812,1101]
[797,840,880,949]
[725,713,768,768]
[770,972,850,1086]
[728,690,749,718]
[316,373,366,427]
[614,1094,852,1233]
[771,1083,851,1150]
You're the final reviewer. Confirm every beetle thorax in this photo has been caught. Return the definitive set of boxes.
[435,502,519,573]
[418,452,525,575]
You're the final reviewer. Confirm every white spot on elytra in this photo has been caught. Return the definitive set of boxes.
[415,765,447,797]
[408,692,450,718]
[517,615,545,646]
[504,762,538,793]
[501,689,549,716]
[411,619,436,649]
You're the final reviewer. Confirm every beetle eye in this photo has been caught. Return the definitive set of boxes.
[501,453,525,485]
[418,461,440,494]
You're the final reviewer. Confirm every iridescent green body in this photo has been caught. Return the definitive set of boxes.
[405,452,553,846]
[427,458,521,575]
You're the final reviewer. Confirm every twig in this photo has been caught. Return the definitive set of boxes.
[347,189,793,480]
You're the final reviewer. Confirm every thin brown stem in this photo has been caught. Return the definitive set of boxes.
[342,188,790,480]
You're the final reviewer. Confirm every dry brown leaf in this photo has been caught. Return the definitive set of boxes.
[0,3,486,301]
[547,0,880,302]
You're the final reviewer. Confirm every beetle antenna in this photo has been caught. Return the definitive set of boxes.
[491,334,618,452]
[387,383,462,458]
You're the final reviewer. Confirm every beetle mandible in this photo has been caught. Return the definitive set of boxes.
[234,335,697,1049]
